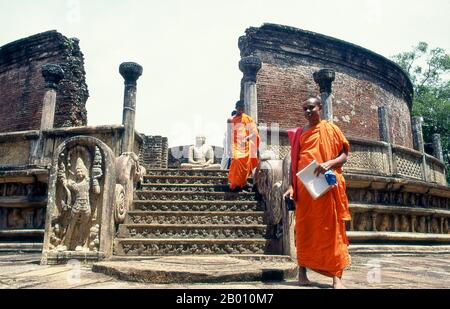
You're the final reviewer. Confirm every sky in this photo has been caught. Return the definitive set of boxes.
[0,0,449,147]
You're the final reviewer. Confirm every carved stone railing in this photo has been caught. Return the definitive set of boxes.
[345,137,391,176]
[425,154,447,185]
[392,145,424,180]
[254,135,450,256]
[256,129,447,186]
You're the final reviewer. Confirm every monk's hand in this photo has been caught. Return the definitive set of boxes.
[283,186,294,200]
[314,160,334,176]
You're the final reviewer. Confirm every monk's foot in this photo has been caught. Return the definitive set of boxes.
[298,268,313,286]
[332,277,346,289]
[298,278,313,286]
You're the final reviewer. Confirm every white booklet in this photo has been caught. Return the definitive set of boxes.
[296,160,332,200]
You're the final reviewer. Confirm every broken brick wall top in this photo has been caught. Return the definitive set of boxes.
[0,30,89,133]
[239,24,414,148]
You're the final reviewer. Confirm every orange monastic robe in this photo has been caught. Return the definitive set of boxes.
[228,113,260,189]
[294,120,351,278]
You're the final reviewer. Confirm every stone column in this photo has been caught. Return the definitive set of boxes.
[411,215,417,233]
[378,106,394,175]
[119,62,143,154]
[412,116,425,153]
[40,64,64,130]
[412,116,428,181]
[378,106,391,143]
[313,69,335,122]
[239,56,262,123]
[371,213,377,232]
[432,133,444,162]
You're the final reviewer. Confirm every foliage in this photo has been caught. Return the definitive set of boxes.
[392,42,450,184]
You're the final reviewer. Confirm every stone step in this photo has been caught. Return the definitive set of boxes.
[134,191,256,201]
[118,224,268,239]
[141,183,233,192]
[0,242,43,253]
[133,200,261,212]
[114,238,269,255]
[146,169,229,177]
[126,211,265,225]
[0,229,44,241]
[93,255,297,283]
[143,175,230,185]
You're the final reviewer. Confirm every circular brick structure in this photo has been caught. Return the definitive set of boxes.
[239,23,414,148]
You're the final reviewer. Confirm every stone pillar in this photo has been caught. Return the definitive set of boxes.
[432,133,444,162]
[40,64,64,130]
[412,116,428,181]
[119,62,143,154]
[378,106,391,143]
[378,106,394,175]
[411,215,417,233]
[371,213,377,232]
[239,56,262,123]
[412,116,425,153]
[394,215,399,232]
[313,68,335,122]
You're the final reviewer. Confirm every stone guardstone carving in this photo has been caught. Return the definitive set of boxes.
[114,152,146,224]
[41,136,116,265]
[181,135,221,170]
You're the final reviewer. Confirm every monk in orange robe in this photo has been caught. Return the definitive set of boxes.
[228,100,260,191]
[283,97,351,289]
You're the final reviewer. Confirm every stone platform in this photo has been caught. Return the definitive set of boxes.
[1,251,449,289]
[92,255,297,283]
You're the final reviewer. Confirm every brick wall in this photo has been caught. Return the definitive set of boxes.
[239,24,414,148]
[0,30,89,133]
[139,135,169,169]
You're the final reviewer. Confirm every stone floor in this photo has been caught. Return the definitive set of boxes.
[0,252,449,289]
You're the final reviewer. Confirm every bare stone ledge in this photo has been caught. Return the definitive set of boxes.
[0,242,43,252]
[345,173,450,197]
[350,203,450,217]
[0,130,40,142]
[0,229,44,237]
[43,251,106,265]
[348,244,450,255]
[348,231,450,244]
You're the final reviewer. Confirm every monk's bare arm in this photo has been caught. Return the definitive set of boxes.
[314,151,348,176]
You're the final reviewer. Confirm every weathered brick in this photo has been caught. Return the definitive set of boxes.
[239,24,414,148]
[0,31,89,133]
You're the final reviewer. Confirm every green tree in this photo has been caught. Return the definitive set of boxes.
[392,42,450,184]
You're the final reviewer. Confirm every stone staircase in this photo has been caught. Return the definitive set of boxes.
[114,169,269,256]
[93,169,297,283]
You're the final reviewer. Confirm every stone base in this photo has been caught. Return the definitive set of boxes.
[41,250,105,265]
[92,255,297,283]
[348,231,450,244]
[349,244,450,255]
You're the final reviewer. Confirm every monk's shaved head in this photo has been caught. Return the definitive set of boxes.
[303,97,322,106]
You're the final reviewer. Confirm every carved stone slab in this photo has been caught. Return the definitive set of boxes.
[41,136,116,265]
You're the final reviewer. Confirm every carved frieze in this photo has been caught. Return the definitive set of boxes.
[118,242,266,255]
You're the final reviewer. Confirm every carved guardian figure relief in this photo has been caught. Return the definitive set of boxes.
[50,146,103,252]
